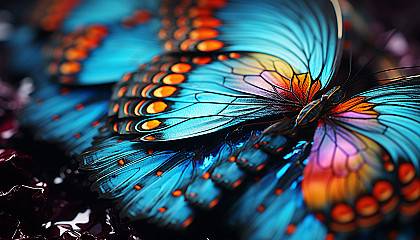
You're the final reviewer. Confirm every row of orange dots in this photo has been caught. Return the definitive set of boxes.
[159,0,227,52]
[49,25,110,83]
[32,0,82,32]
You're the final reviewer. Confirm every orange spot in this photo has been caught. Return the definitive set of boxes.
[163,74,185,84]
[197,40,224,52]
[141,120,161,130]
[275,188,283,195]
[257,205,265,212]
[355,196,379,216]
[174,26,190,40]
[118,159,125,165]
[113,103,119,113]
[92,121,101,127]
[331,204,355,223]
[156,171,163,176]
[180,39,195,51]
[202,172,210,179]
[256,164,265,171]
[182,217,193,228]
[154,86,177,97]
[159,29,167,39]
[401,179,420,201]
[208,198,219,208]
[177,15,189,27]
[76,104,84,110]
[217,55,228,60]
[382,154,390,161]
[122,73,132,82]
[188,7,213,18]
[285,224,296,234]
[241,158,247,163]
[381,195,399,214]
[232,179,242,188]
[215,173,222,178]
[171,63,192,73]
[192,56,212,65]
[189,193,197,198]
[134,185,142,190]
[399,199,420,216]
[52,115,60,121]
[158,207,167,212]
[229,52,241,59]
[228,156,235,162]
[192,17,222,28]
[147,149,153,154]
[60,61,81,75]
[65,47,88,61]
[398,163,416,184]
[189,28,219,40]
[118,86,127,97]
[144,136,155,140]
[125,120,133,132]
[76,35,100,50]
[146,101,167,114]
[87,25,109,38]
[113,123,119,132]
[324,233,335,240]
[161,17,171,27]
[373,181,394,202]
[172,190,182,197]
[74,133,81,138]
[165,40,174,51]
[384,162,394,172]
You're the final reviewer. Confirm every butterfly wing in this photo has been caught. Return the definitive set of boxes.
[159,0,343,88]
[46,22,161,85]
[111,52,325,141]
[302,78,420,233]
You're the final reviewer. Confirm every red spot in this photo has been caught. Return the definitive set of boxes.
[158,207,167,213]
[144,136,156,140]
[343,40,352,50]
[60,61,81,75]
[355,196,379,216]
[387,230,398,240]
[147,149,154,154]
[156,171,163,176]
[315,213,325,223]
[182,217,193,228]
[132,9,152,24]
[208,198,219,208]
[134,185,142,190]
[74,133,81,138]
[192,56,212,65]
[202,172,210,179]
[197,39,224,52]
[232,179,242,188]
[217,55,228,60]
[92,121,101,127]
[215,173,222,178]
[60,87,70,95]
[52,115,60,121]
[285,224,296,234]
[35,98,43,104]
[118,159,125,165]
[171,63,192,73]
[257,205,265,212]
[241,158,247,163]
[122,73,132,82]
[254,144,259,148]
[172,190,182,197]
[398,163,416,184]
[254,176,261,182]
[324,233,335,240]
[256,164,265,171]
[331,204,355,223]
[275,188,283,195]
[229,52,241,59]
[228,156,235,162]
[373,181,394,202]
[76,104,84,110]
[343,20,352,31]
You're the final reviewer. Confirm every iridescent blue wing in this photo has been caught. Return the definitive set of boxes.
[302,78,420,233]
[111,52,325,141]
[159,0,343,88]
[46,22,161,85]
[78,130,256,228]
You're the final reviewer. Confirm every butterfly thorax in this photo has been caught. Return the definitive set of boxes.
[295,86,345,127]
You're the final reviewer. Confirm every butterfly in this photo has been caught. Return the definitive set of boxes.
[18,0,420,239]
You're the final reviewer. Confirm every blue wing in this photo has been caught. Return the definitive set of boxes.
[158,0,343,88]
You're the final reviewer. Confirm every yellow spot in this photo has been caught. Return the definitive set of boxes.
[141,120,161,130]
[146,101,167,114]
